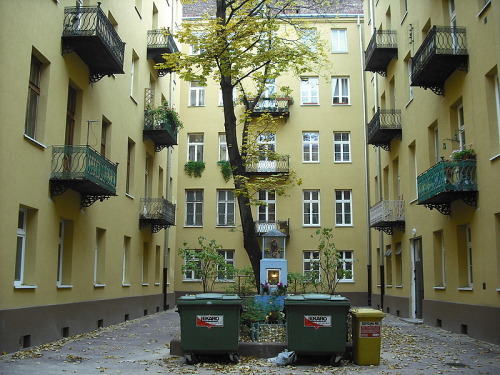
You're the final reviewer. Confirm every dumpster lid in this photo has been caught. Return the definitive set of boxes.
[350,308,385,318]
[285,294,349,303]
[178,293,241,301]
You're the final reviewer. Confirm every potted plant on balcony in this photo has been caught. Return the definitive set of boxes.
[144,101,183,130]
[450,145,475,160]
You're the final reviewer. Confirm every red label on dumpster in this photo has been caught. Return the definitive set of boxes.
[196,315,224,329]
[360,321,381,338]
[304,315,331,329]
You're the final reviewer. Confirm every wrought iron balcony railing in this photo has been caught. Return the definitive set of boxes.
[367,108,402,150]
[139,197,176,233]
[62,4,125,82]
[411,26,468,95]
[143,108,179,152]
[248,97,293,117]
[50,145,118,207]
[369,200,405,235]
[254,220,290,237]
[147,29,179,77]
[245,155,290,175]
[417,159,477,215]
[365,29,398,76]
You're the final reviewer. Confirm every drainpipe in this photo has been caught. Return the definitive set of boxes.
[358,14,372,307]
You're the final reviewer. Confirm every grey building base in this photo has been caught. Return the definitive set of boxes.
[371,293,411,318]
[0,293,173,354]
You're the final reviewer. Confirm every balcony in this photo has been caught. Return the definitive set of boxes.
[61,4,125,82]
[411,26,468,96]
[245,155,290,175]
[417,159,477,215]
[367,108,402,150]
[369,200,405,235]
[147,29,179,77]
[248,97,293,118]
[254,219,290,237]
[143,106,179,152]
[365,29,398,76]
[139,197,176,233]
[50,145,118,207]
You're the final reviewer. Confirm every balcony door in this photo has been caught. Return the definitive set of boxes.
[257,133,276,172]
[411,237,424,319]
[64,86,77,173]
[258,190,276,233]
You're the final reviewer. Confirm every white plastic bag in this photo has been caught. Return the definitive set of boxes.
[268,349,295,366]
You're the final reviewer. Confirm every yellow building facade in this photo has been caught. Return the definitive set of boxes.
[0,0,181,353]
[172,4,370,305]
[364,0,500,344]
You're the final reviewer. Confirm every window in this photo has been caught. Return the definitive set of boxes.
[303,190,320,226]
[25,55,42,139]
[15,209,27,286]
[466,225,473,288]
[303,132,319,162]
[338,251,354,282]
[258,190,276,226]
[130,51,139,99]
[101,118,110,157]
[217,250,235,281]
[57,220,73,287]
[184,250,201,280]
[155,245,161,284]
[400,0,408,19]
[187,134,204,162]
[300,77,319,105]
[332,77,350,104]
[190,32,205,55]
[395,243,403,286]
[335,190,352,226]
[65,86,77,146]
[218,133,228,161]
[458,224,473,288]
[495,74,500,151]
[144,154,152,197]
[126,139,135,195]
[331,29,347,52]
[300,28,317,53]
[142,242,149,285]
[433,230,446,288]
[334,132,351,162]
[406,56,414,102]
[385,246,392,286]
[122,236,131,286]
[217,190,235,226]
[94,229,106,286]
[189,81,205,106]
[186,190,203,226]
[303,251,320,280]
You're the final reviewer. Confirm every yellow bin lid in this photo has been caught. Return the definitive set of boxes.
[351,308,385,318]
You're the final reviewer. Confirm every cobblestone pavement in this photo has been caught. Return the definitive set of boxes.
[1,308,499,374]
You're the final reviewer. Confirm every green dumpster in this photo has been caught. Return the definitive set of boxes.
[351,308,385,365]
[285,294,350,365]
[177,293,242,364]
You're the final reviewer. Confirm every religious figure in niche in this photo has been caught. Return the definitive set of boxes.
[270,238,279,258]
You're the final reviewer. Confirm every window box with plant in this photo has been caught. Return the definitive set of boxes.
[144,101,183,131]
[184,160,206,177]
[451,145,475,160]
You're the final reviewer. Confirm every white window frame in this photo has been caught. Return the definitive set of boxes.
[15,208,27,286]
[189,81,205,106]
[185,189,203,226]
[303,250,320,281]
[183,251,201,281]
[331,29,347,53]
[187,133,204,162]
[300,28,317,53]
[217,190,235,226]
[218,133,228,161]
[303,132,320,163]
[338,250,354,282]
[335,190,352,226]
[466,224,473,287]
[495,74,500,151]
[334,132,351,163]
[332,77,350,105]
[217,250,235,281]
[25,55,42,140]
[57,220,65,286]
[258,190,276,223]
[300,77,319,105]
[303,190,320,226]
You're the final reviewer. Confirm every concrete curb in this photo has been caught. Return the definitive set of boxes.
[170,338,286,358]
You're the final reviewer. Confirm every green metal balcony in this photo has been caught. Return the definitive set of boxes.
[50,145,118,207]
[143,106,179,152]
[411,26,468,96]
[248,97,293,118]
[369,200,405,235]
[365,29,398,77]
[147,28,179,77]
[367,108,402,150]
[139,197,176,233]
[417,159,477,215]
[61,4,125,82]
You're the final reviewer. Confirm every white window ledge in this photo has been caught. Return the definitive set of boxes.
[94,284,106,288]
[434,286,446,290]
[24,135,47,149]
[122,283,131,287]
[14,284,37,289]
[154,282,161,286]
[57,284,73,289]
[458,287,473,291]
[142,283,149,286]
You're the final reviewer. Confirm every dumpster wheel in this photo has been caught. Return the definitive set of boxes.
[185,353,197,365]
[330,354,343,366]
[229,352,240,364]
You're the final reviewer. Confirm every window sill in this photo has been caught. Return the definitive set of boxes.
[458,287,473,291]
[489,153,500,162]
[409,197,418,204]
[386,284,393,288]
[331,103,351,106]
[216,225,236,228]
[142,283,149,286]
[24,134,47,149]
[301,103,320,106]
[477,1,491,17]
[405,97,413,108]
[57,284,73,289]
[14,284,37,289]
[125,193,135,200]
[434,286,446,290]
[94,284,106,288]
[122,283,131,287]
[130,96,138,105]
[154,282,160,286]
[338,280,354,284]
[303,161,320,164]
[395,285,403,288]
[184,225,204,228]
[183,279,201,282]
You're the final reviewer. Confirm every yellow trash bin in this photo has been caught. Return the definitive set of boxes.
[351,308,385,365]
